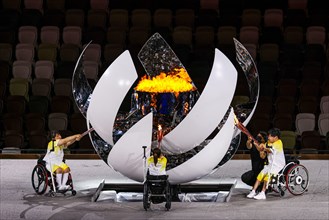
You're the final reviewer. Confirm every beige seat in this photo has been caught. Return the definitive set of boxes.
[18,26,38,47]
[12,60,33,83]
[318,113,329,136]
[320,96,329,113]
[295,113,316,136]
[15,43,35,62]
[40,26,60,48]
[34,60,55,83]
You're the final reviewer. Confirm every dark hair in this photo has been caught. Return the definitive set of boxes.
[50,130,59,140]
[259,131,268,142]
[152,148,161,165]
[268,128,281,138]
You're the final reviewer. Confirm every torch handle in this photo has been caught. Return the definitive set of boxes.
[81,127,95,138]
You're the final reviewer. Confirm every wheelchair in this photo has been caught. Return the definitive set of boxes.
[268,156,310,197]
[143,174,171,211]
[31,158,77,197]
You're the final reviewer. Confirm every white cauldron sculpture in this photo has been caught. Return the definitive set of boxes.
[72,34,260,184]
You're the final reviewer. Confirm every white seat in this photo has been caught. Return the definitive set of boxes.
[295,113,316,136]
[318,113,329,136]
[320,96,329,113]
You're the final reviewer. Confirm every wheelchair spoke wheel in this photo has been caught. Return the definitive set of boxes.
[285,164,309,195]
[31,164,48,195]
[143,182,150,211]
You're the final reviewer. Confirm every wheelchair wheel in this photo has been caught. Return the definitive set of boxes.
[143,182,150,211]
[165,183,171,211]
[285,164,309,195]
[31,164,48,195]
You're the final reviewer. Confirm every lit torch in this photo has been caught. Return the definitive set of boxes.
[233,114,259,144]
[157,124,163,148]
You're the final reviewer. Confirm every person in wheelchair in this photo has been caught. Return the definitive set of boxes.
[247,128,286,200]
[147,147,167,177]
[43,131,81,191]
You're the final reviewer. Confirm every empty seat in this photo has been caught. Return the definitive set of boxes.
[263,8,284,29]
[28,95,49,116]
[0,43,13,63]
[90,0,109,13]
[48,112,68,131]
[62,26,82,47]
[82,43,102,65]
[103,44,125,65]
[23,0,43,13]
[12,60,33,83]
[153,8,173,30]
[3,130,25,152]
[216,26,237,46]
[83,60,99,82]
[65,9,85,27]
[299,79,321,97]
[259,43,280,62]
[298,96,319,114]
[276,78,298,97]
[274,96,296,114]
[15,43,35,62]
[69,112,87,133]
[2,113,24,133]
[109,9,129,30]
[174,8,195,28]
[24,112,46,135]
[106,27,127,46]
[31,78,52,99]
[27,130,48,150]
[273,113,294,131]
[241,8,261,27]
[320,96,329,113]
[18,26,38,47]
[306,26,326,48]
[59,43,80,62]
[280,130,297,153]
[5,95,26,115]
[46,0,66,11]
[295,113,316,136]
[54,78,73,98]
[172,26,193,47]
[239,26,260,45]
[301,61,323,80]
[318,113,329,136]
[127,27,150,47]
[283,26,304,45]
[50,95,72,114]
[34,60,55,83]
[300,130,322,153]
[194,26,215,48]
[9,78,29,101]
[40,26,60,47]
[87,9,108,30]
[248,113,272,135]
[37,43,58,63]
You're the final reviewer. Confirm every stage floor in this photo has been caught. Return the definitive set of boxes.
[0,159,328,220]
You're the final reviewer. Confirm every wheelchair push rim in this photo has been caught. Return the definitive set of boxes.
[31,164,48,195]
[285,164,309,195]
[143,182,150,211]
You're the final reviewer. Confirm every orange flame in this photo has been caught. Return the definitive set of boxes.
[135,68,196,94]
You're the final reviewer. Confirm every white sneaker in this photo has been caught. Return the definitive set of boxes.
[247,190,256,198]
[254,191,266,200]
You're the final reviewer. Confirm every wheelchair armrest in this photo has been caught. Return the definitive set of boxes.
[147,174,168,181]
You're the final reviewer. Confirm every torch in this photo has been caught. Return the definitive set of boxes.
[157,124,163,148]
[233,114,259,145]
[80,127,95,138]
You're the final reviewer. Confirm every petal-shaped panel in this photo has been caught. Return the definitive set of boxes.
[167,108,235,184]
[107,113,153,183]
[162,49,237,154]
[87,50,137,145]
